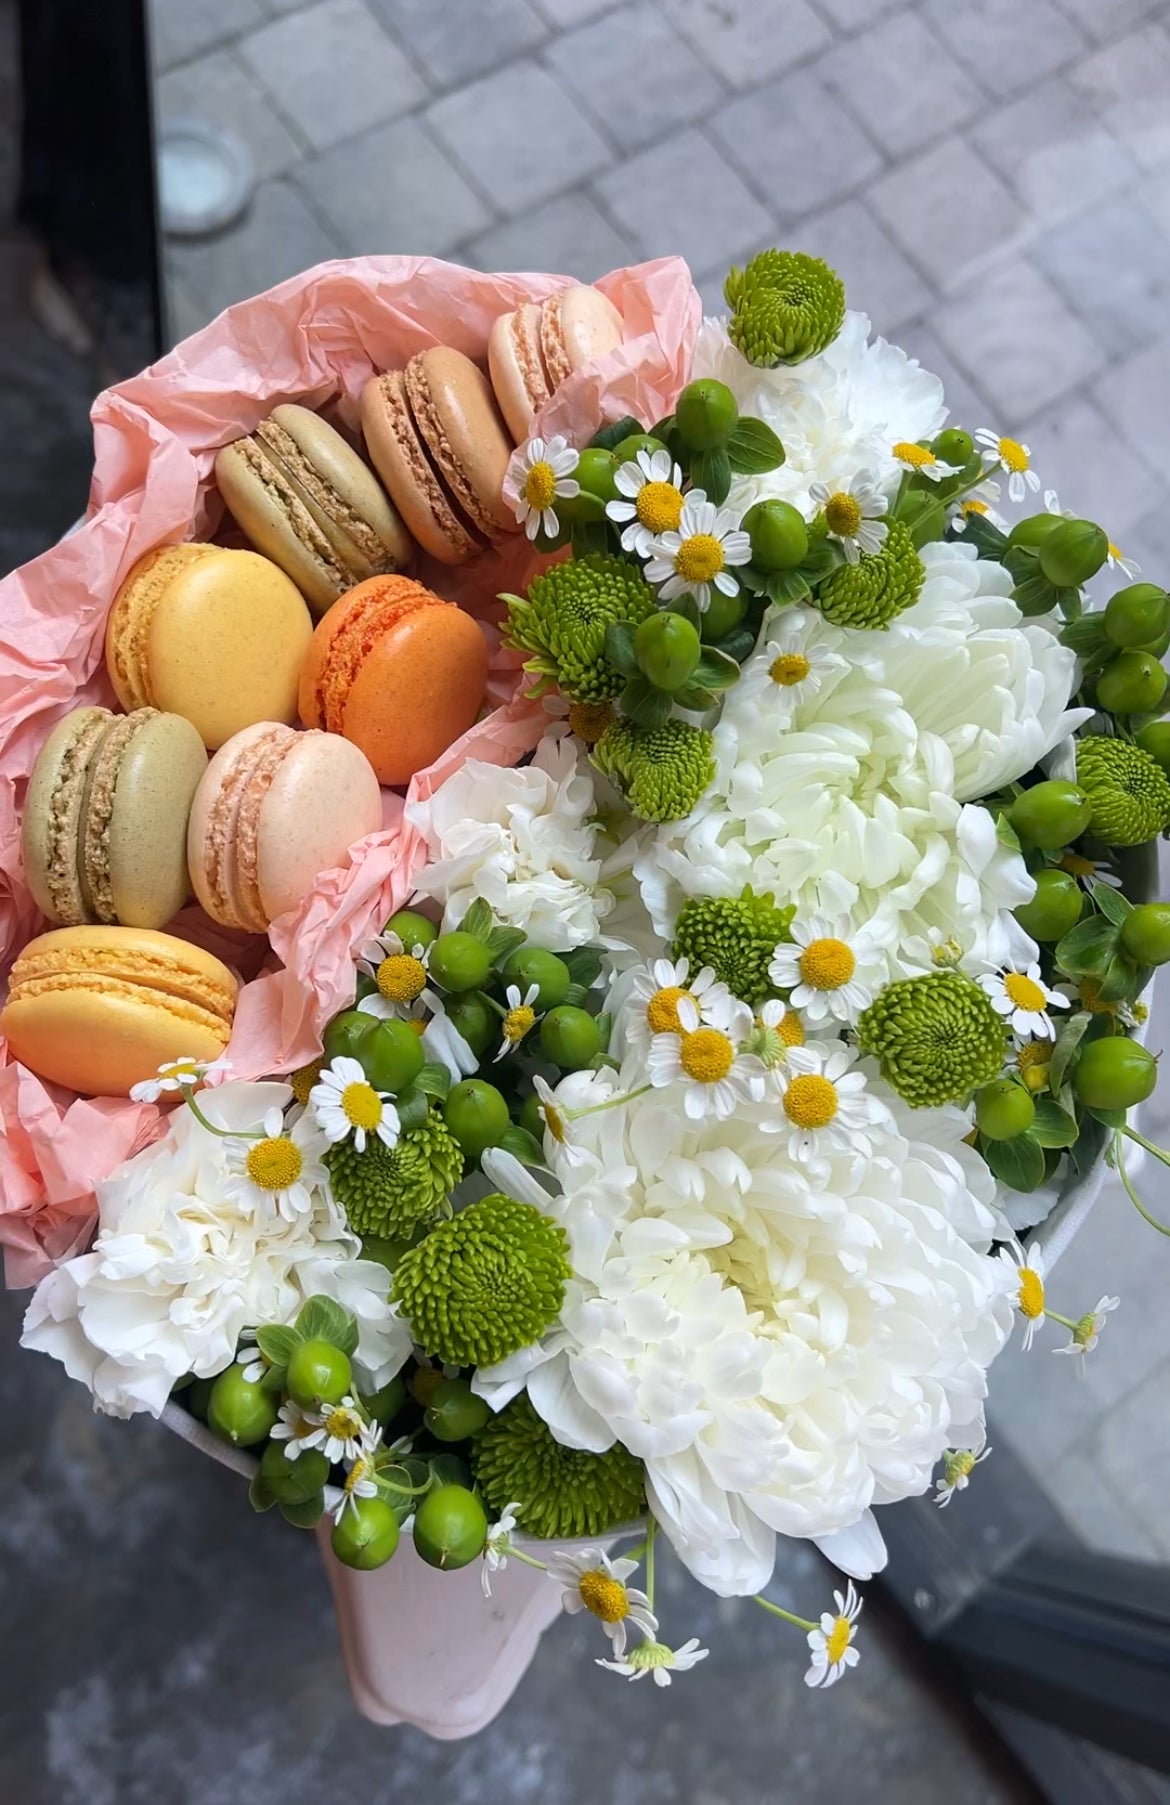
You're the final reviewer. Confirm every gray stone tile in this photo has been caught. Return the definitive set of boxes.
[238,0,426,153]
[296,116,491,257]
[1094,1361,1170,1558]
[892,322,994,429]
[662,0,830,88]
[368,0,545,88]
[814,0,901,25]
[1014,394,1161,539]
[156,49,305,183]
[1124,499,1170,589]
[531,0,614,22]
[427,60,610,212]
[1045,1442,1162,1562]
[545,3,722,153]
[821,10,983,159]
[594,127,772,276]
[462,189,634,281]
[710,69,883,221]
[167,177,340,319]
[1095,332,1170,461]
[790,197,932,335]
[1068,23,1170,172]
[869,136,1024,291]
[149,0,268,69]
[923,0,1085,99]
[1055,0,1162,41]
[1034,191,1170,360]
[969,75,1141,226]
[162,268,212,346]
[933,258,1104,419]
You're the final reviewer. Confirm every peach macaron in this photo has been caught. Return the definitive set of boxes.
[299,575,489,786]
[489,285,625,441]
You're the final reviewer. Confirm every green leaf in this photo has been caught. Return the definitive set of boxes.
[1087,1105,1127,1130]
[907,499,947,550]
[1054,914,1120,979]
[711,627,757,664]
[726,417,786,475]
[460,898,494,943]
[959,512,1010,560]
[590,414,642,452]
[260,1366,287,1395]
[295,1295,357,1355]
[693,646,741,691]
[736,562,770,597]
[1091,881,1132,927]
[671,683,719,713]
[1096,950,1140,1005]
[395,1086,430,1131]
[1029,1098,1080,1148]
[571,518,611,558]
[414,1061,452,1099]
[1059,613,1109,659]
[1048,1010,1091,1096]
[994,810,1023,856]
[248,1473,277,1514]
[650,413,675,442]
[595,1011,613,1053]
[280,1493,325,1530]
[498,1125,545,1166]
[486,925,528,965]
[620,675,675,728]
[981,1131,1046,1193]
[563,981,589,1007]
[691,446,731,505]
[1012,570,1065,618]
[605,620,639,677]
[256,1323,300,1365]
[762,569,813,606]
[564,947,602,988]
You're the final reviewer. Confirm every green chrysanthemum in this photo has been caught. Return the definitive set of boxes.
[857,972,1007,1107]
[392,1193,570,1369]
[1075,734,1170,847]
[472,1394,645,1540]
[325,1112,464,1239]
[593,716,715,822]
[504,553,656,703]
[724,249,846,367]
[814,517,924,629]
[671,888,795,1006]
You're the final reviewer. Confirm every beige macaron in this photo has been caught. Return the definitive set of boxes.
[539,284,624,387]
[488,302,554,443]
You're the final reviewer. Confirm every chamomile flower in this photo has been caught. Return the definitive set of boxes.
[644,494,751,612]
[949,486,1006,533]
[356,932,433,1021]
[299,1394,367,1465]
[331,1423,384,1523]
[646,994,764,1121]
[234,1330,266,1385]
[129,1055,231,1102]
[975,429,1041,503]
[505,435,580,540]
[765,1041,891,1165]
[891,440,960,482]
[223,1107,328,1223]
[1052,1295,1119,1374]
[481,1502,520,1598]
[270,1398,319,1459]
[767,914,885,1028]
[546,1546,658,1656]
[598,1636,709,1686]
[734,608,844,725]
[607,447,687,557]
[1000,1240,1048,1351]
[494,983,541,1061]
[804,1582,863,1689]
[1056,850,1121,892]
[743,997,810,1090]
[809,469,888,564]
[1106,541,1141,579]
[623,956,735,1056]
[979,963,1068,1042]
[935,1444,991,1508]
[310,1057,400,1154]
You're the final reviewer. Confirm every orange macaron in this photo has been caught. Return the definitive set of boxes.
[299,575,489,786]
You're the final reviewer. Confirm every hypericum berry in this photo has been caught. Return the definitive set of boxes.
[975,1078,1036,1142]
[1136,721,1170,772]
[424,1376,492,1443]
[634,611,702,691]
[540,1005,601,1070]
[413,1484,488,1571]
[1072,1036,1157,1111]
[207,1365,279,1448]
[359,1017,426,1093]
[286,1339,353,1409]
[1014,869,1083,942]
[744,498,808,571]
[1038,518,1108,588]
[501,946,572,1010]
[442,1079,510,1161]
[383,908,437,950]
[1104,583,1170,650]
[259,1440,330,1503]
[674,378,738,450]
[1009,780,1094,850]
[323,1008,375,1064]
[1096,650,1167,716]
[332,1497,401,1571]
[1120,902,1170,967]
[428,930,492,993]
[932,427,974,466]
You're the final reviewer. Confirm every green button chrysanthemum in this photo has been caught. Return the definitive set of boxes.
[392,1193,570,1369]
[504,553,656,703]
[724,249,846,367]
[814,517,925,629]
[671,888,795,1006]
[472,1393,646,1540]
[593,716,715,822]
[325,1112,464,1239]
[1075,734,1170,847]
[857,971,1007,1107]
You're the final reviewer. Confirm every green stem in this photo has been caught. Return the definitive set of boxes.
[1121,1123,1170,1171]
[476,990,508,1020]
[1114,1130,1170,1236]
[621,1536,649,1567]
[181,1084,261,1141]
[507,1547,549,1572]
[570,1083,653,1122]
[644,1518,657,1612]
[1044,1309,1079,1333]
[753,1595,817,1634]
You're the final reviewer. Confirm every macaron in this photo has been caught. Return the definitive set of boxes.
[488,302,553,444]
[105,544,314,751]
[215,404,414,617]
[299,575,489,786]
[361,349,517,566]
[187,722,383,932]
[539,283,624,389]
[0,925,237,1097]
[22,705,207,930]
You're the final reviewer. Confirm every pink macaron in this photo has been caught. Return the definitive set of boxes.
[187,722,383,932]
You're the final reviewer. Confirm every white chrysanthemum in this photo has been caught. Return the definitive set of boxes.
[405,734,614,950]
[20,1082,412,1418]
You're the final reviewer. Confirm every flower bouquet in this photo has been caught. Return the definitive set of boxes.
[5,246,1170,1733]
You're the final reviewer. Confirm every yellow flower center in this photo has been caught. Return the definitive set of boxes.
[1016,1040,1051,1093]
[675,532,726,585]
[944,1449,978,1484]
[1059,852,1096,879]
[777,1009,805,1048]
[825,1617,853,1666]
[961,499,988,518]
[1018,1269,1045,1320]
[288,1058,323,1106]
[798,937,855,990]
[893,440,934,468]
[539,1099,567,1145]
[503,1004,536,1044]
[325,1404,363,1441]
[679,1026,735,1083]
[1108,541,1123,562]
[568,699,615,745]
[1077,977,1116,1015]
[636,480,684,534]
[345,1456,371,1496]
[577,1570,629,1624]
[646,984,691,1034]
[824,492,861,536]
[997,436,1029,473]
[377,953,427,1003]
[769,651,811,687]
[341,1081,384,1131]
[784,1073,838,1129]
[1004,972,1046,1012]
[407,1017,427,1036]
[523,460,557,511]
[245,1136,303,1192]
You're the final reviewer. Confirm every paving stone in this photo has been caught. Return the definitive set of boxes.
[710,68,883,221]
[1094,330,1170,461]
[149,0,268,70]
[1013,393,1161,538]
[545,3,722,153]
[821,10,984,159]
[238,0,426,153]
[933,258,1104,419]
[789,197,932,334]
[156,49,306,182]
[1094,1362,1170,1558]
[1068,23,1170,172]
[462,189,634,280]
[1054,0,1162,42]
[163,268,213,344]
[367,0,545,88]
[813,0,901,27]
[970,75,1140,225]
[166,177,340,320]
[594,127,772,276]
[427,60,609,213]
[869,136,1024,291]
[923,0,1085,100]
[662,0,830,89]
[1046,1442,1163,1562]
[531,0,615,23]
[1034,191,1170,359]
[296,116,491,258]
[888,322,994,428]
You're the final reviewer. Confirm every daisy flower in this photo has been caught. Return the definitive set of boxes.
[975,429,1041,504]
[805,1582,863,1689]
[269,1398,319,1459]
[310,1056,400,1153]
[494,983,541,1062]
[299,1394,367,1465]
[765,1041,891,1165]
[935,1444,992,1508]
[735,608,844,725]
[623,955,735,1057]
[1056,850,1121,893]
[129,1055,231,1103]
[356,932,433,1021]
[999,1240,1048,1351]
[606,447,687,557]
[949,484,1006,533]
[331,1422,384,1523]
[422,1002,480,1082]
[598,1637,709,1686]
[1052,1295,1120,1375]
[979,963,1068,1042]
[1106,541,1141,580]
[747,997,809,1084]
[224,1107,328,1223]
[644,494,751,612]
[809,469,887,564]
[235,1331,265,1385]
[504,434,580,540]
[891,440,961,483]
[546,1546,658,1657]
[481,1502,520,1598]
[646,994,765,1121]
[767,914,885,1028]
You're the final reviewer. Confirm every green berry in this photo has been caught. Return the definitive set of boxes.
[1009,781,1093,850]
[932,427,974,466]
[323,1009,375,1064]
[187,1377,214,1423]
[540,1005,601,1070]
[424,1377,492,1443]
[359,1018,426,1094]
[1135,721,1170,772]
[444,992,496,1057]
[1073,1036,1157,1111]
[260,1440,330,1503]
[361,1376,407,1428]
[501,947,572,1010]
[634,612,702,691]
[518,1091,545,1141]
[743,499,808,571]
[1038,518,1109,588]
[384,909,437,950]
[574,446,620,505]
[1008,513,1062,549]
[613,433,668,465]
[1120,902,1170,967]
[1104,583,1170,650]
[443,1078,510,1160]
[674,378,738,451]
[700,586,749,641]
[1014,868,1083,942]
[332,1497,401,1571]
[413,1483,488,1570]
[1096,650,1167,716]
[286,1339,353,1409]
[975,1078,1036,1142]
[429,931,492,993]
[207,1366,279,1449]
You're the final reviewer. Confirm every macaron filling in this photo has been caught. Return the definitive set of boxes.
[405,357,504,546]
[40,710,108,924]
[235,437,350,591]
[370,373,481,562]
[6,969,232,1041]
[78,711,151,924]
[512,304,553,410]
[539,292,573,388]
[201,724,295,932]
[257,419,400,573]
